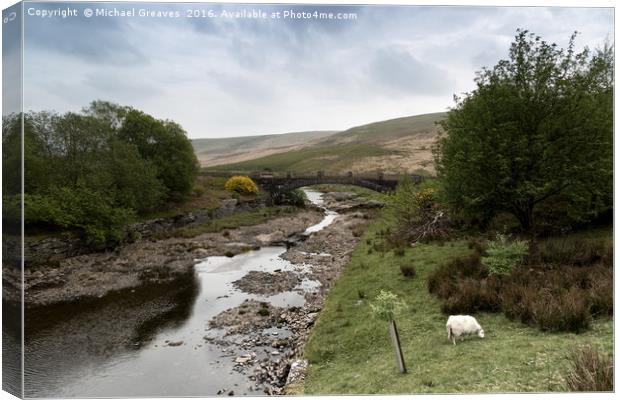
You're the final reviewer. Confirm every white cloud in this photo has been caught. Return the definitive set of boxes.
[21,3,613,138]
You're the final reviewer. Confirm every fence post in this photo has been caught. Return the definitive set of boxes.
[389,319,407,373]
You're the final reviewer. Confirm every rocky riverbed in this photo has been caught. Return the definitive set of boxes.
[3,209,323,307]
[205,207,375,394]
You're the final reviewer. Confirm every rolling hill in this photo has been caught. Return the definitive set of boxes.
[198,112,447,175]
[192,130,338,167]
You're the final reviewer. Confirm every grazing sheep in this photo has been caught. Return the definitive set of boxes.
[446,315,485,345]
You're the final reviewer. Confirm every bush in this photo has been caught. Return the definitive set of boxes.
[588,266,613,317]
[399,264,416,278]
[528,287,591,333]
[429,241,611,332]
[224,176,259,195]
[386,178,451,244]
[273,189,307,207]
[351,223,368,238]
[528,237,612,267]
[440,277,502,315]
[16,187,134,247]
[482,234,528,275]
[370,290,406,321]
[566,345,613,391]
[467,239,487,255]
[427,253,486,296]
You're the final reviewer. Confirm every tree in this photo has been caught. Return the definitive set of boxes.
[370,290,408,374]
[118,111,199,199]
[100,140,165,213]
[435,30,613,231]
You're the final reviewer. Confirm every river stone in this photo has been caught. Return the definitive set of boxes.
[285,359,308,385]
[232,271,300,295]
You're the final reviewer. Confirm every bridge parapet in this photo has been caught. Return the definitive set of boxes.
[253,173,421,197]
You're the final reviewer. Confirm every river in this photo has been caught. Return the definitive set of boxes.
[21,188,337,397]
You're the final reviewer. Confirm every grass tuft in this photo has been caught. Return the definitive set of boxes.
[566,344,613,392]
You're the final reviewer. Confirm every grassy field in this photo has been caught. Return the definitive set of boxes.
[300,221,613,394]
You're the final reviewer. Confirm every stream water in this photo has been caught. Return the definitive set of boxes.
[20,188,336,398]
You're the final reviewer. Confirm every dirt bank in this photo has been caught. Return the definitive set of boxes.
[3,209,323,307]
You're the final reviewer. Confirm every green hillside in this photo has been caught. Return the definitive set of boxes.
[192,130,338,167]
[204,112,447,175]
[205,143,391,175]
[322,112,447,145]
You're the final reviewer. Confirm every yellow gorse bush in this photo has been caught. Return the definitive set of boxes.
[224,176,259,194]
[413,188,435,210]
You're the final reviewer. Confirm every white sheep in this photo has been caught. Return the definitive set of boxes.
[446,315,485,345]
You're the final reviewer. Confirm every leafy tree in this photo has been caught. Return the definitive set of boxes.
[100,140,165,213]
[435,30,613,231]
[51,112,112,187]
[3,102,198,245]
[118,111,199,199]
[82,100,130,130]
[2,113,23,195]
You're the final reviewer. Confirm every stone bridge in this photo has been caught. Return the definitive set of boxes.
[251,171,422,197]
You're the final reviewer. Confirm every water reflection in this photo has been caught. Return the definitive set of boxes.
[24,273,199,397]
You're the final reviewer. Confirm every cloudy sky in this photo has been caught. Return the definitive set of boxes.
[12,2,614,138]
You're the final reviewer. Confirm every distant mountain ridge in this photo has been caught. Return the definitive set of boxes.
[195,112,447,175]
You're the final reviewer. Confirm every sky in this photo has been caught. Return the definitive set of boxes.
[7,1,615,138]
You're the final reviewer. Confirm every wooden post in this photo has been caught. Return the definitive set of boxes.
[388,319,407,373]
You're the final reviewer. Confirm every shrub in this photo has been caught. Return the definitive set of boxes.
[224,176,259,195]
[273,189,307,207]
[482,234,528,275]
[257,307,270,316]
[440,277,502,314]
[467,239,487,255]
[351,223,368,238]
[529,237,612,267]
[394,247,406,257]
[566,345,613,391]
[400,264,416,278]
[386,178,451,243]
[428,253,486,296]
[501,282,533,323]
[502,263,611,332]
[529,287,591,333]
[588,266,613,317]
[17,187,135,247]
[370,290,406,321]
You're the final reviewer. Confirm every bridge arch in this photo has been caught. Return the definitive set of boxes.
[252,172,422,200]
